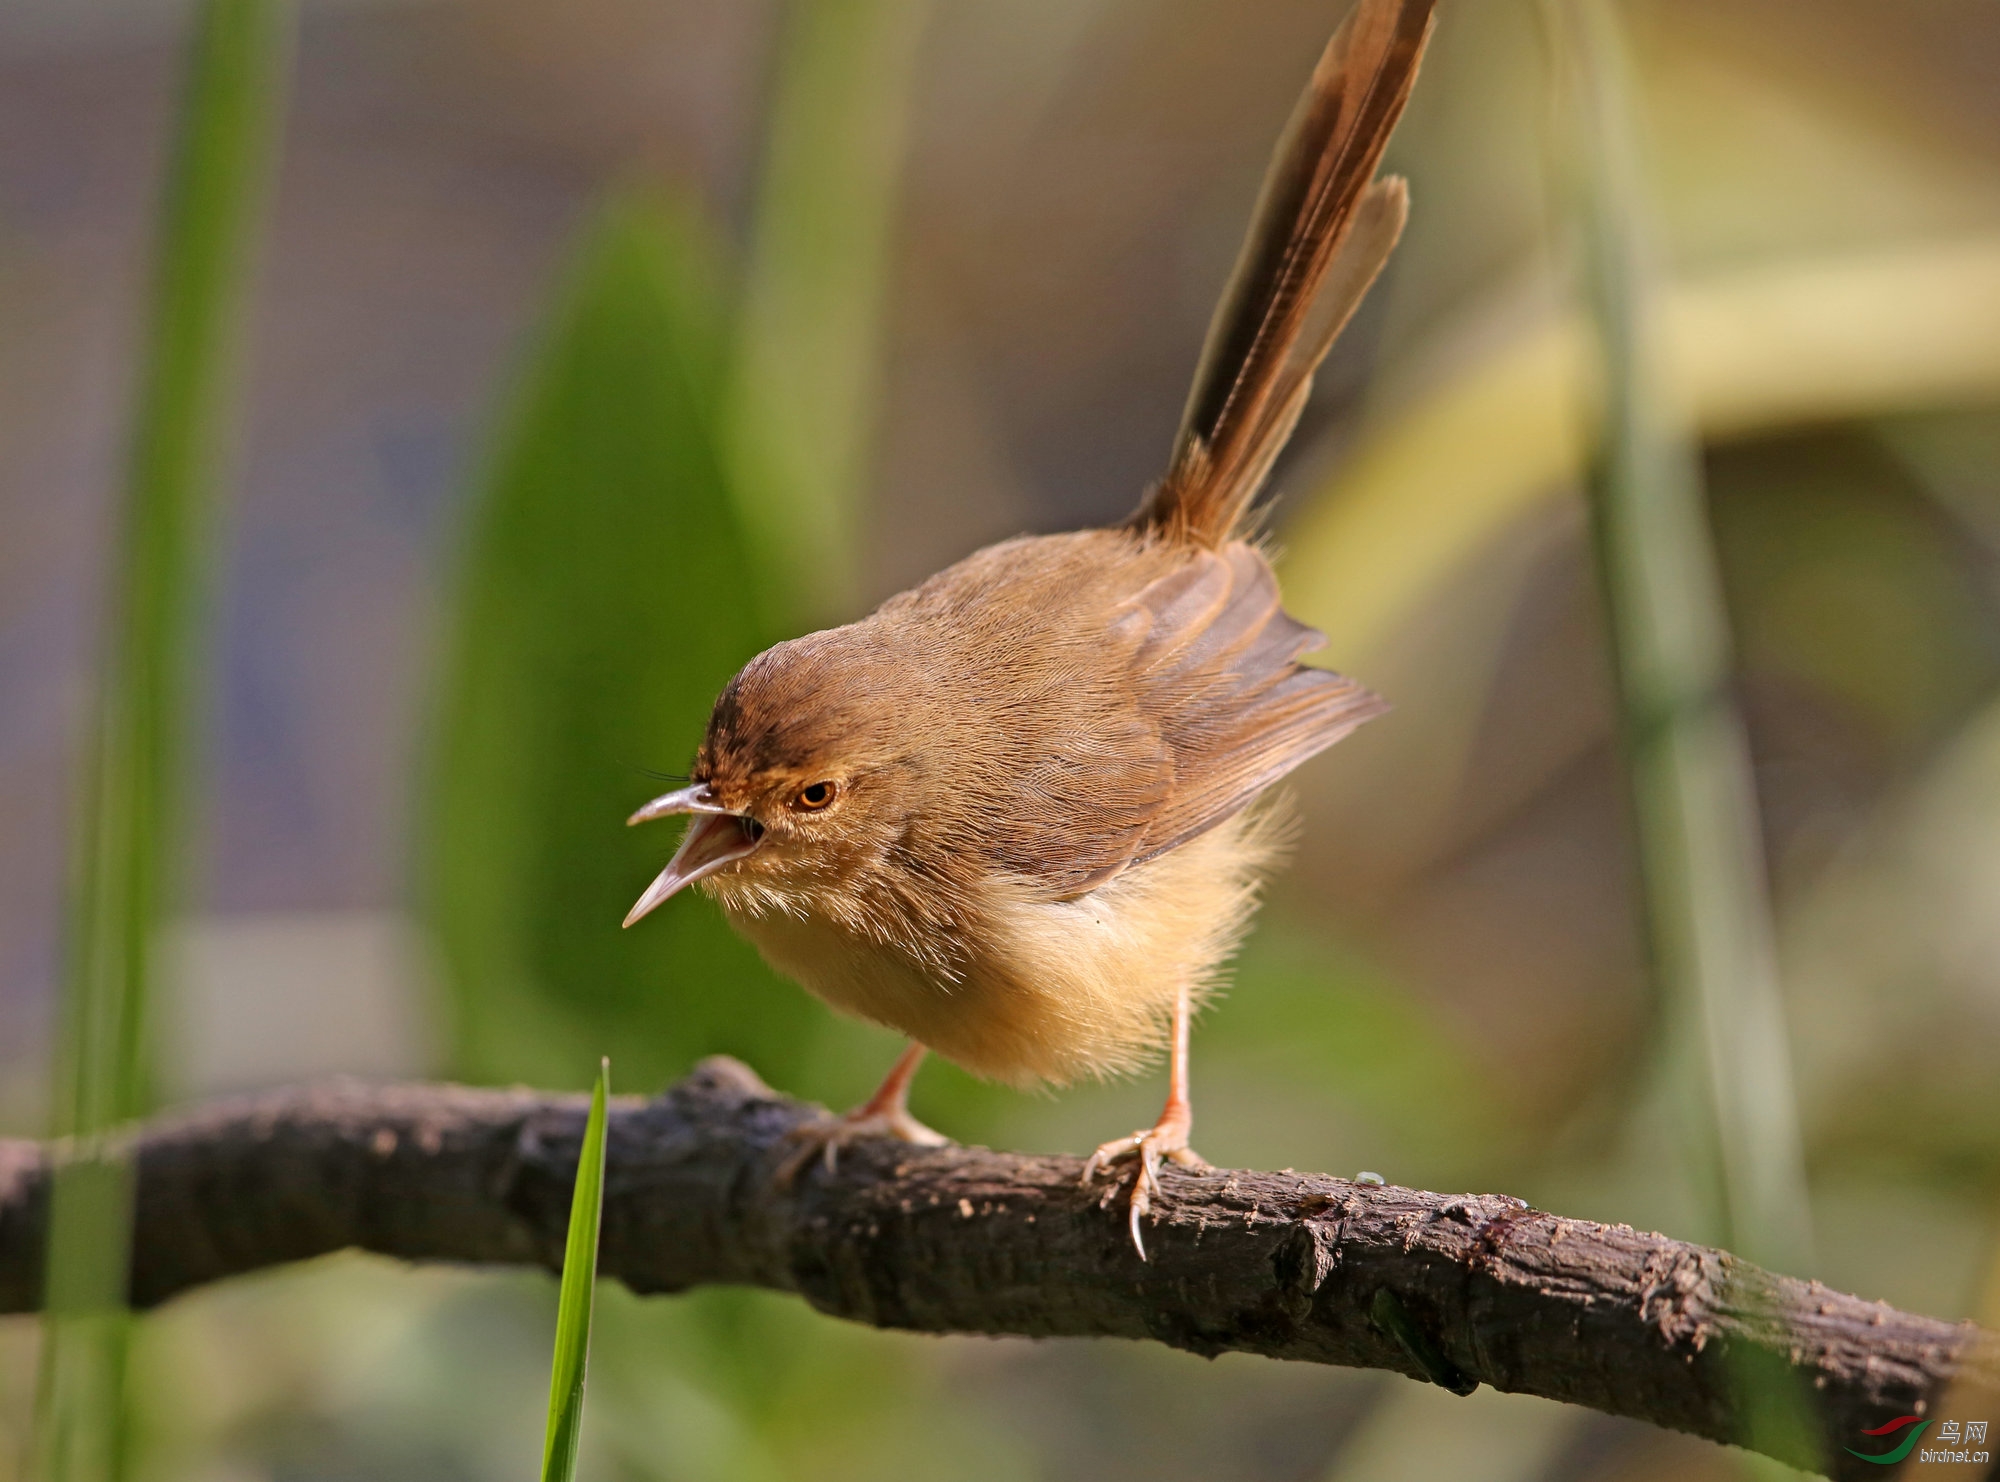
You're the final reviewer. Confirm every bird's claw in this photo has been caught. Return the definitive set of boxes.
[1081,1120,1209,1261]
[773,1104,949,1187]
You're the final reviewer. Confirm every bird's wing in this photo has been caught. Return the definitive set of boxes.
[964,540,1380,900]
[922,533,1377,901]
[1122,542,1383,866]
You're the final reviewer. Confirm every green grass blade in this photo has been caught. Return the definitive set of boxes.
[725,0,931,624]
[541,1060,610,1482]
[1543,0,1813,1277]
[54,0,296,1152]
[36,1,294,1477]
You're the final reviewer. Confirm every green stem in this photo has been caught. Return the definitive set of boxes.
[1544,0,1813,1276]
[726,0,932,625]
[37,2,295,1476]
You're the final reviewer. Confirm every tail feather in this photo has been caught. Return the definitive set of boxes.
[1132,0,1434,547]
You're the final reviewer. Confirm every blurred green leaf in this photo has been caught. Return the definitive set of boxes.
[424,194,821,1094]
[38,1,295,1477]
[540,1061,608,1482]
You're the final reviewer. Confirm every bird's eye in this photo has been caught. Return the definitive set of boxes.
[792,780,838,812]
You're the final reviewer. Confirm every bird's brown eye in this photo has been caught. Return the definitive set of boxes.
[792,780,838,812]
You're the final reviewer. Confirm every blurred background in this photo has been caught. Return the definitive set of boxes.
[4,0,2000,1477]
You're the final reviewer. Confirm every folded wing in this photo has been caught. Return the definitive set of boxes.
[1124,544,1383,868]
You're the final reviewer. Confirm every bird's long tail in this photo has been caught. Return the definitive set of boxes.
[1130,0,1434,547]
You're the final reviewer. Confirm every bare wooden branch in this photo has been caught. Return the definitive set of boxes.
[0,1058,1991,1479]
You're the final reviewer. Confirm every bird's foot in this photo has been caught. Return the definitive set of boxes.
[1081,1112,1210,1260]
[774,1103,949,1186]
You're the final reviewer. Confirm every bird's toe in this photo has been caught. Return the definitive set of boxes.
[773,1105,949,1186]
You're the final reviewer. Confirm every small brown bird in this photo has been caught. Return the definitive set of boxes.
[626,0,1433,1255]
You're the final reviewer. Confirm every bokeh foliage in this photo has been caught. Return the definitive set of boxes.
[38,2,295,1478]
[10,1,2000,1479]
[422,197,817,1096]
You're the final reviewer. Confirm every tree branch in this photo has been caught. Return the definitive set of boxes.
[0,1058,1991,1479]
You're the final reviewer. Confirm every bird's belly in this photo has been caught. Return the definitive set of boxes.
[718,808,1276,1088]
[719,904,963,1057]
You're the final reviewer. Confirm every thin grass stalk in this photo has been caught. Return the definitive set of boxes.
[34,2,295,1477]
[1542,14,1826,1468]
[541,1061,610,1482]
[1541,0,1813,1275]
[725,0,931,625]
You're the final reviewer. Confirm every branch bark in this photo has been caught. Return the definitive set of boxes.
[0,1058,1991,1479]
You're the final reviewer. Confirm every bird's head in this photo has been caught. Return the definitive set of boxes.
[621,628,925,927]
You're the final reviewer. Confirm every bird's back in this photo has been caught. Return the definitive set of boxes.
[864,527,1383,904]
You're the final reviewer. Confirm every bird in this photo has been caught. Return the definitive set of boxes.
[624,0,1434,1257]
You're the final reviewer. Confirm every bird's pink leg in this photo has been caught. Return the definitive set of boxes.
[776,1041,947,1184]
[851,1041,935,1129]
[1082,986,1210,1258]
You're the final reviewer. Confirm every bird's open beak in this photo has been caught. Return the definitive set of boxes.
[623,784,764,927]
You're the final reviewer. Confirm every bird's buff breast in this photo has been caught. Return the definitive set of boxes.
[711,809,1278,1088]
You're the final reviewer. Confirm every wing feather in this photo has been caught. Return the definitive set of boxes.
[906,535,1383,902]
[1126,545,1384,864]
